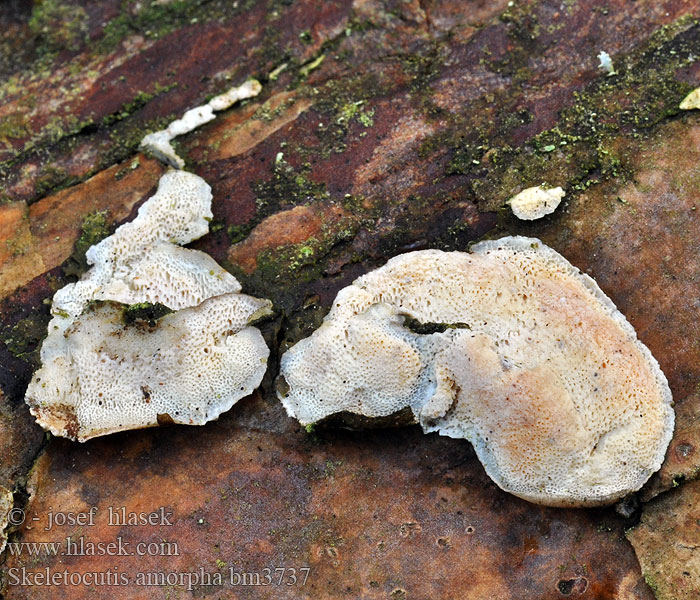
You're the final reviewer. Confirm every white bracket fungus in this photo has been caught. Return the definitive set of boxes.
[25,170,272,442]
[27,296,270,442]
[51,170,238,322]
[680,87,700,110]
[277,237,674,507]
[508,185,565,220]
[140,79,262,168]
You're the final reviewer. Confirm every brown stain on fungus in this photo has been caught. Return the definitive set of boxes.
[35,402,80,441]
[156,413,174,426]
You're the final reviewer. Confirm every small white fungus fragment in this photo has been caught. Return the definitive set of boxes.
[140,79,262,168]
[598,51,616,75]
[209,79,262,111]
[139,130,184,169]
[277,237,674,507]
[0,486,13,554]
[680,87,700,110]
[508,185,565,220]
[26,169,272,441]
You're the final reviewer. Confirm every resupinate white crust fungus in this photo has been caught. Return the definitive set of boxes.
[277,237,674,507]
[141,79,262,168]
[0,486,13,554]
[508,185,565,220]
[25,170,272,442]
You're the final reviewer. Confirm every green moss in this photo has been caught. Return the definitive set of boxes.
[122,302,173,326]
[209,220,225,234]
[445,144,488,175]
[227,160,361,301]
[29,0,89,56]
[1,312,51,367]
[34,165,72,198]
[323,459,341,478]
[308,72,386,156]
[102,113,173,170]
[114,157,141,181]
[252,96,298,123]
[253,159,329,219]
[417,17,700,213]
[227,223,251,244]
[337,100,375,128]
[254,238,324,284]
[0,113,30,142]
[643,573,661,596]
[230,211,366,314]
[62,211,111,278]
[489,3,542,81]
[96,0,244,54]
[0,109,161,204]
[399,41,446,118]
[101,84,178,128]
[299,54,325,78]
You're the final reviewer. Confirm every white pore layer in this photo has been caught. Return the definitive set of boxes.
[25,170,271,441]
[508,186,565,220]
[27,296,270,441]
[140,79,262,168]
[278,237,674,507]
[50,171,240,325]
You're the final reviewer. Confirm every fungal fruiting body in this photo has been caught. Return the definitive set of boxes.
[680,87,700,110]
[140,79,262,168]
[29,296,270,441]
[597,51,616,76]
[50,170,235,322]
[508,186,565,220]
[0,487,12,554]
[277,237,674,507]
[25,170,272,442]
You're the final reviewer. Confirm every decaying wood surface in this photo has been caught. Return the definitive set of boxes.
[1,1,700,598]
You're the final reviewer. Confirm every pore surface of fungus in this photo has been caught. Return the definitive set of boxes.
[277,237,674,506]
[26,170,272,441]
[508,185,565,220]
[27,296,271,441]
[52,170,240,322]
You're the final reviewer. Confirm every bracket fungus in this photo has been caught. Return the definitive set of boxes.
[25,170,272,441]
[277,237,674,506]
[508,185,565,220]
